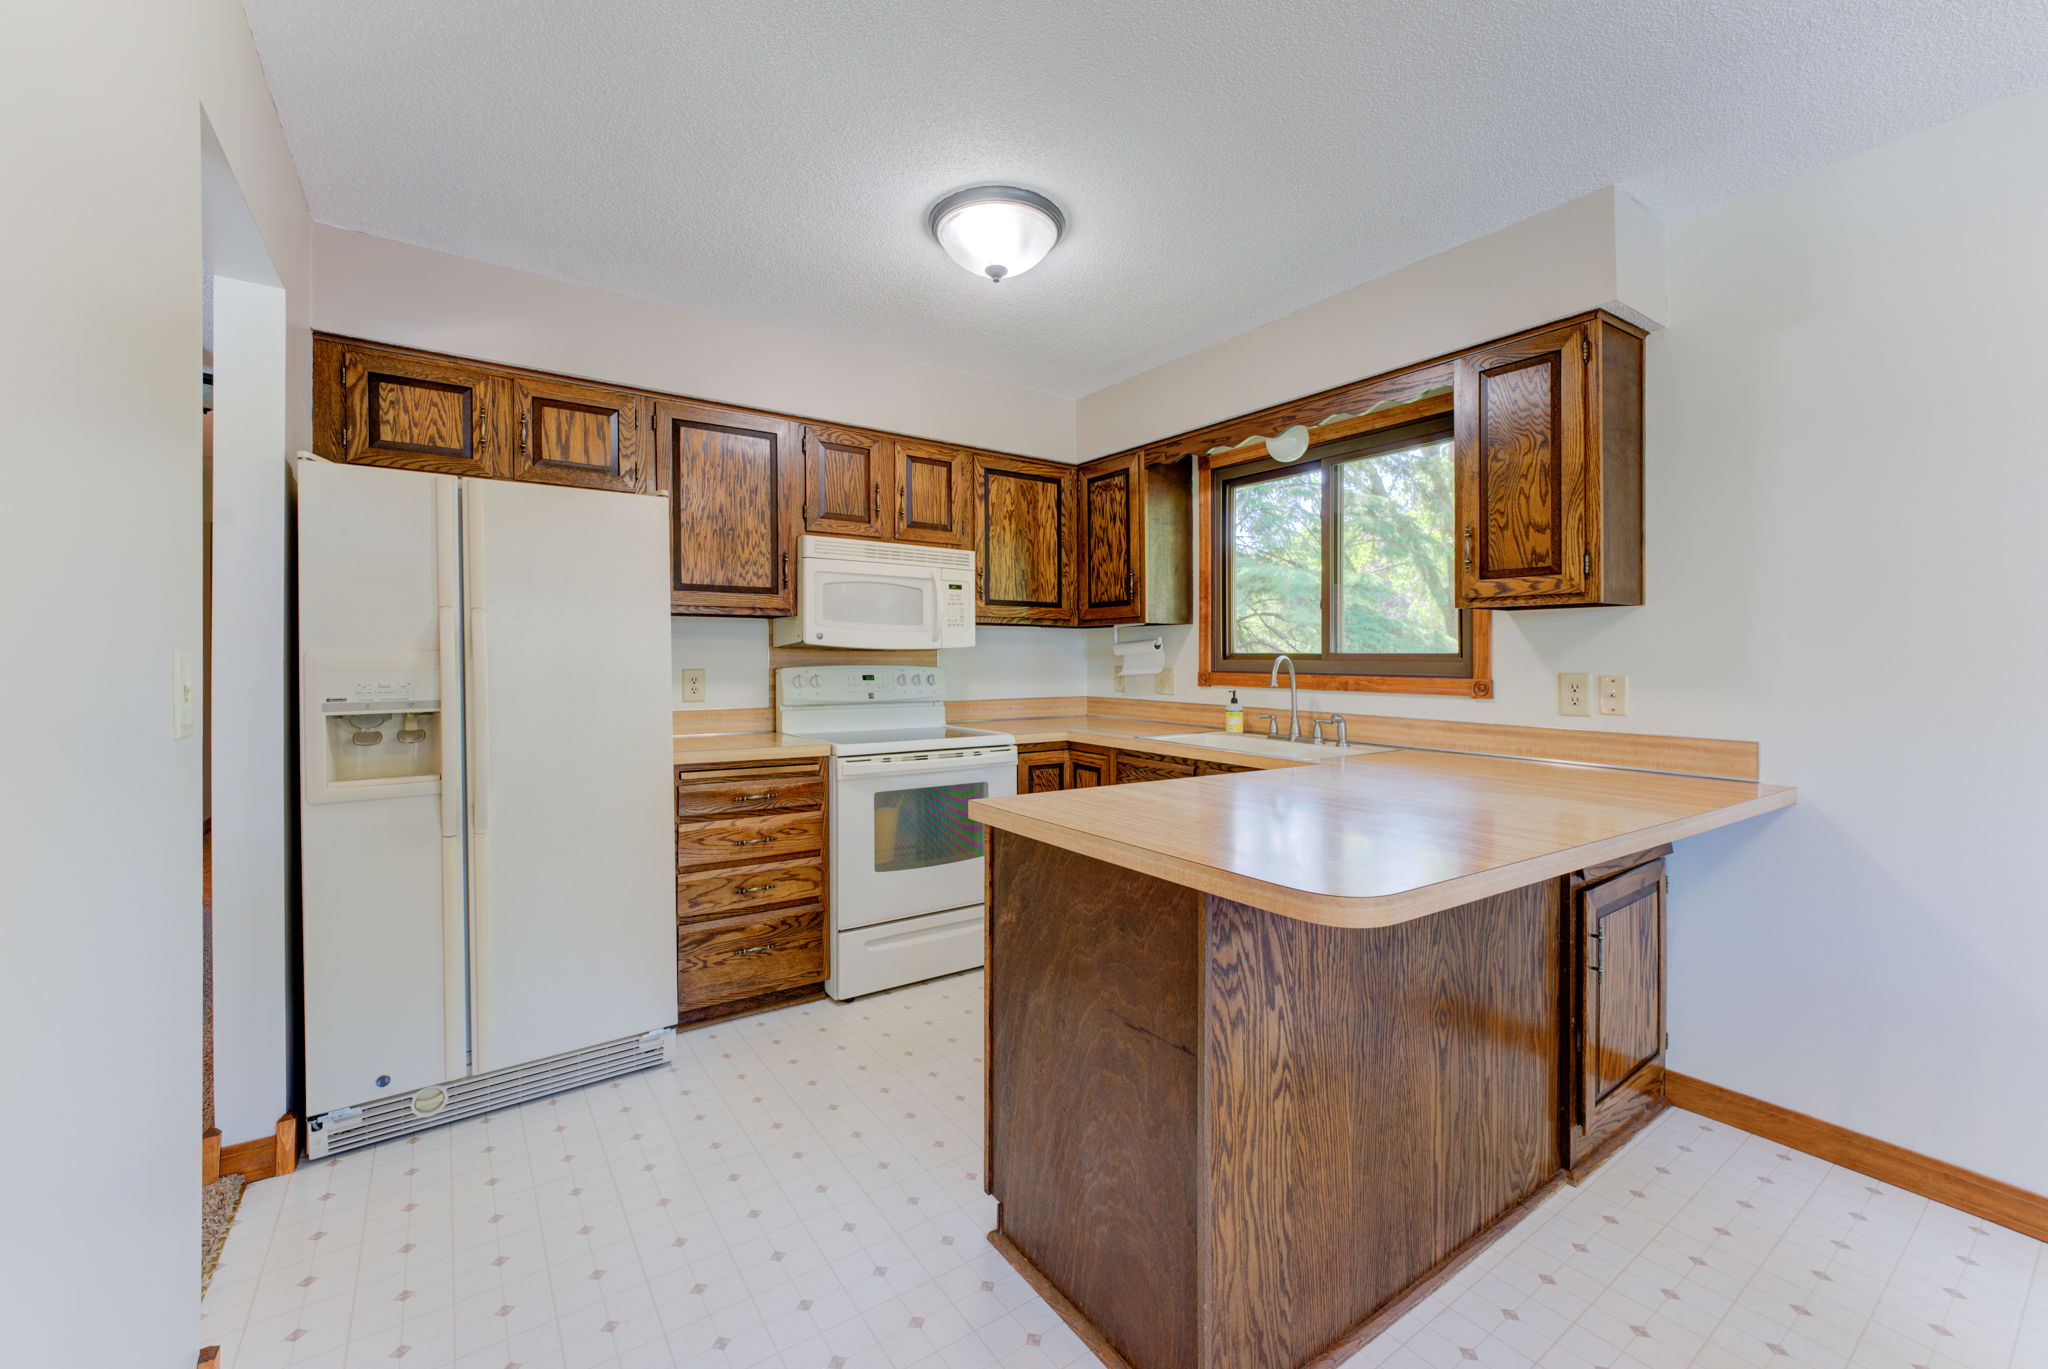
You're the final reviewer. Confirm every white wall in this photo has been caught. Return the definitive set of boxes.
[312,227,1077,462]
[0,2,309,1364]
[1076,94,2048,1192]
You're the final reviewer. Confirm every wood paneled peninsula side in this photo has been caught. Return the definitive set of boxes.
[969,750,1793,1369]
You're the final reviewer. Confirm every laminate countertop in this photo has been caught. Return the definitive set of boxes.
[970,747,1794,928]
[989,714,1363,768]
[672,732,833,766]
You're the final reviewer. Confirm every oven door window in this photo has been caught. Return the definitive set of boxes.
[871,782,988,872]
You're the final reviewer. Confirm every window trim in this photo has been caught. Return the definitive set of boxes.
[1198,399,1493,699]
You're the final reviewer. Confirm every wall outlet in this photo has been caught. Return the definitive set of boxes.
[680,667,707,703]
[1154,667,1176,694]
[1597,674,1629,716]
[1113,673,1127,694]
[1557,672,1591,717]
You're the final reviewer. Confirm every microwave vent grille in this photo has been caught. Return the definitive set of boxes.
[800,535,972,572]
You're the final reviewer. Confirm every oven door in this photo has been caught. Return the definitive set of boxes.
[831,749,1017,930]
[796,557,943,651]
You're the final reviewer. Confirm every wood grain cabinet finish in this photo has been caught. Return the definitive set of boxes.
[1453,317,1644,608]
[1077,450,1193,626]
[1569,856,1667,1167]
[656,401,804,616]
[316,338,507,478]
[674,759,829,1024]
[893,439,974,548]
[802,425,893,539]
[675,907,827,1014]
[1068,747,1112,788]
[506,376,649,493]
[1114,749,1196,785]
[975,454,1076,624]
[1017,745,1072,794]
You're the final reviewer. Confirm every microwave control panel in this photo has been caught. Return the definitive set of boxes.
[778,664,946,703]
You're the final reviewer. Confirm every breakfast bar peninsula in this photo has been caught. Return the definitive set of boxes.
[970,745,1793,1369]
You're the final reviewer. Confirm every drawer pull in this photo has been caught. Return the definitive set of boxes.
[732,946,771,956]
[736,882,778,894]
[736,792,779,801]
[734,836,776,845]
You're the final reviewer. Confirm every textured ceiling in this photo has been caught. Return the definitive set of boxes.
[244,0,2048,397]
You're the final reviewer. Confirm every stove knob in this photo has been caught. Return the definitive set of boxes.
[895,673,905,685]
[924,672,937,686]
[808,673,821,688]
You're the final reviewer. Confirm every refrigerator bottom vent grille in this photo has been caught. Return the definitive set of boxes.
[308,1030,673,1158]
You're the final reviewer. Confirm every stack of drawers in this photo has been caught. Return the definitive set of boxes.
[673,758,830,1022]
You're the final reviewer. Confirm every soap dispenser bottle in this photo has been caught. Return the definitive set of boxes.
[1225,690,1244,734]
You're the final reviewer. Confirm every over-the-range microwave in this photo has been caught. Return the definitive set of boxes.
[771,535,976,650]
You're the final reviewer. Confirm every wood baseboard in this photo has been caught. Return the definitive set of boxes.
[219,1113,299,1184]
[1666,1073,2048,1242]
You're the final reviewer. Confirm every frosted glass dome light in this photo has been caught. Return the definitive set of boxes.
[928,186,1065,283]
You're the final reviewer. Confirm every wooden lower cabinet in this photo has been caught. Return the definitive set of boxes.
[1114,749,1196,784]
[675,907,827,1016]
[1567,851,1668,1170]
[1068,747,1112,787]
[1017,744,1071,793]
[1194,759,1255,776]
[675,758,830,1025]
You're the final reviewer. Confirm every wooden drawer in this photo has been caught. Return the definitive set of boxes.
[676,811,824,870]
[676,769,824,818]
[677,906,826,1013]
[677,855,824,922]
[1194,760,1255,776]
[1114,750,1196,784]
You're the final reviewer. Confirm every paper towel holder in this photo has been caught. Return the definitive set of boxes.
[1110,623,1163,651]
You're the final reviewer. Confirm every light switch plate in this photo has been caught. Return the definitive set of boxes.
[1113,673,1127,695]
[1557,672,1591,717]
[1154,667,1176,694]
[171,649,197,739]
[680,667,706,703]
[1597,674,1629,716]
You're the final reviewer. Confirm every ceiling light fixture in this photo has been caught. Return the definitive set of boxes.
[927,185,1065,283]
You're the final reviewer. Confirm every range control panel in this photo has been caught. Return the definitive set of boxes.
[777,664,946,703]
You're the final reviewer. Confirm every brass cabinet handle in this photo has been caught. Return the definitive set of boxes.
[873,479,882,521]
[734,835,776,845]
[736,791,779,801]
[781,550,790,592]
[736,882,777,894]
[1463,524,1474,571]
[521,408,530,457]
[733,946,770,956]
[476,399,489,453]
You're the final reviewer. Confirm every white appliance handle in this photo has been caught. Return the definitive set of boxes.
[436,603,461,838]
[837,750,1017,780]
[468,606,490,834]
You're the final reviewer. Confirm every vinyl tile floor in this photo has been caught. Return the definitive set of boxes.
[201,972,2048,1369]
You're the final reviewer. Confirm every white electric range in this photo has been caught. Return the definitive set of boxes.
[775,665,1017,999]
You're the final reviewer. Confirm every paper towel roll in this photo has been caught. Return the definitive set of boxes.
[1115,637,1165,677]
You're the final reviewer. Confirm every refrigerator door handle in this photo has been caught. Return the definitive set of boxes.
[436,603,462,838]
[468,606,490,836]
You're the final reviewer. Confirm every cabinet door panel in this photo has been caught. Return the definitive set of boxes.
[896,439,973,548]
[657,402,802,615]
[1455,324,1589,603]
[1069,750,1111,787]
[326,341,506,478]
[1572,857,1665,1163]
[1018,748,1070,793]
[510,377,648,492]
[977,456,1075,623]
[1079,453,1140,623]
[1113,750,1195,784]
[803,425,892,538]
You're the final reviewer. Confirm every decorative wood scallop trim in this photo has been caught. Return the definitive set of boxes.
[1666,1074,2048,1243]
[1082,697,1759,780]
[1205,389,1456,471]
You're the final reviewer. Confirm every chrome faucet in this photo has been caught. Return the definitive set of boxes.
[1268,655,1305,742]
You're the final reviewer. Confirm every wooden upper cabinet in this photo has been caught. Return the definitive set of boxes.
[507,375,649,493]
[1077,450,1191,626]
[801,425,893,539]
[1571,856,1666,1164]
[893,440,974,549]
[317,337,507,478]
[655,400,803,616]
[975,454,1076,624]
[1453,315,1643,608]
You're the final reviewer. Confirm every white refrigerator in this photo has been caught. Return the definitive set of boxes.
[296,457,676,1157]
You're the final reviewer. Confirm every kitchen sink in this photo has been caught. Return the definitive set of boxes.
[1144,730,1370,762]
